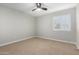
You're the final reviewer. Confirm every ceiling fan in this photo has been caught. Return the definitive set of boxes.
[32,3,48,11]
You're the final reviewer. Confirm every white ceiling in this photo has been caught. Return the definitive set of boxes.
[0,3,77,17]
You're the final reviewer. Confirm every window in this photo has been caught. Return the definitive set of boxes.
[53,14,71,31]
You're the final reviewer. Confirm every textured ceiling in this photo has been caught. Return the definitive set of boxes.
[0,3,77,17]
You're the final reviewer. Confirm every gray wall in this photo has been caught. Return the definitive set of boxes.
[0,5,76,45]
[37,8,76,43]
[0,5,35,44]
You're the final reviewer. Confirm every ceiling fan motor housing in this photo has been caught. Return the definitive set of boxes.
[32,3,47,11]
[36,3,41,8]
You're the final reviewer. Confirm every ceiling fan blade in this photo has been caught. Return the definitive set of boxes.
[32,8,37,11]
[41,7,47,10]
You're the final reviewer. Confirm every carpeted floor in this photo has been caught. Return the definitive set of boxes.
[0,37,79,55]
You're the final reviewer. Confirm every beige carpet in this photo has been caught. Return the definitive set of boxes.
[0,37,79,55]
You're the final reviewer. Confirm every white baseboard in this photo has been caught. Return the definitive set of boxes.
[75,43,79,49]
[36,36,76,45]
[0,36,35,47]
[0,36,76,48]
